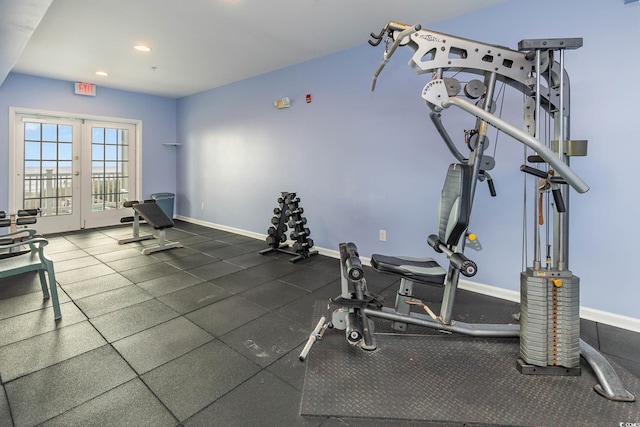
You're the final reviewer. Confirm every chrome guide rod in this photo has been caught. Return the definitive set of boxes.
[557,49,567,271]
[533,50,542,270]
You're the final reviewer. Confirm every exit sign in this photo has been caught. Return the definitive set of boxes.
[75,82,96,96]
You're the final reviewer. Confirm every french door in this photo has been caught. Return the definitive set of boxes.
[11,110,139,234]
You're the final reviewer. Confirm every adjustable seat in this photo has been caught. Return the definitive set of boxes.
[371,163,472,284]
[370,163,474,328]
[371,255,446,285]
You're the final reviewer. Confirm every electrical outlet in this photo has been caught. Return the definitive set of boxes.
[201,202,205,210]
[379,229,387,242]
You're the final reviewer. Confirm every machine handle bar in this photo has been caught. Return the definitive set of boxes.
[520,165,548,179]
[520,165,567,213]
[552,189,566,213]
[479,171,497,197]
[371,23,421,91]
[487,177,497,197]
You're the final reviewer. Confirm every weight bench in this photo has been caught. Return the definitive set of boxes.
[0,230,61,320]
[1,209,40,232]
[117,200,156,245]
[1,209,41,256]
[130,201,182,255]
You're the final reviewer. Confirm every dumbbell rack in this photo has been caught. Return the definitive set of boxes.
[260,192,318,263]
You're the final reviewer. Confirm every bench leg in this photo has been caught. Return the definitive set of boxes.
[140,229,183,255]
[41,260,61,320]
[38,269,50,298]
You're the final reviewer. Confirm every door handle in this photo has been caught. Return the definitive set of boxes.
[74,171,80,176]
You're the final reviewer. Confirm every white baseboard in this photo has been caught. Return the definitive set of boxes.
[174,215,265,241]
[175,216,640,334]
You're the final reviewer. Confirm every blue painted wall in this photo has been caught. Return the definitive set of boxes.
[1,0,636,319]
[176,0,640,318]
[0,72,178,204]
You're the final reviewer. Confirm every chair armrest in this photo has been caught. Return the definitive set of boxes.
[0,236,48,252]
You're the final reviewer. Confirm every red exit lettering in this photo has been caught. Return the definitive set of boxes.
[75,82,96,96]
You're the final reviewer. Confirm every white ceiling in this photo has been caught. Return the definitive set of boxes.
[3,0,506,98]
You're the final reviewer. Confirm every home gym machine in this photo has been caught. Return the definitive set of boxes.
[321,21,634,402]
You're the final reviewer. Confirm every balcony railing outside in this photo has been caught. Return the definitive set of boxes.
[23,169,129,216]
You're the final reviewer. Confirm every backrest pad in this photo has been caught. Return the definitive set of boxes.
[437,163,472,247]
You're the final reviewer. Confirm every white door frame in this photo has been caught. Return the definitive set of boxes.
[9,107,142,231]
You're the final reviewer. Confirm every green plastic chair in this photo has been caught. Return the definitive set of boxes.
[0,230,61,320]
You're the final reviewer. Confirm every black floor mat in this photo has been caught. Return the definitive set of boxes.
[300,304,640,426]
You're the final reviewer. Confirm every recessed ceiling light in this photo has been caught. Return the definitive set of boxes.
[95,71,109,76]
[133,45,152,52]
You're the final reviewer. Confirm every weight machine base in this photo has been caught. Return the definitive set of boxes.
[516,358,581,376]
[300,303,640,425]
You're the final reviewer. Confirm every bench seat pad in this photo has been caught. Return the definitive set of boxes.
[132,203,174,230]
[370,254,446,285]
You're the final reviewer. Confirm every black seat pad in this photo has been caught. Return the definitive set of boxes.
[132,203,174,230]
[371,254,446,285]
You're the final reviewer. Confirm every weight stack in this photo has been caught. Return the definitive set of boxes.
[519,268,581,374]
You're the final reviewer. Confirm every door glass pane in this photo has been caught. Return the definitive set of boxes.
[105,145,117,161]
[58,125,72,142]
[92,161,104,174]
[42,143,57,160]
[117,145,129,162]
[92,127,104,143]
[105,128,117,144]
[91,126,129,210]
[59,142,72,160]
[92,144,104,161]
[22,122,74,216]
[119,176,130,194]
[42,124,57,141]
[25,123,40,141]
[24,141,40,159]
